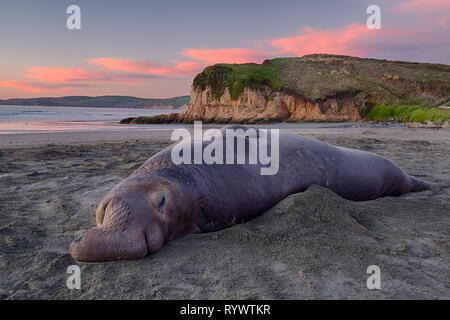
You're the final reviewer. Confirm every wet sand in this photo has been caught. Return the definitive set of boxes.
[0,126,449,299]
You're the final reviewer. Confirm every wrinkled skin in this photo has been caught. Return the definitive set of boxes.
[70,173,200,262]
[70,126,430,262]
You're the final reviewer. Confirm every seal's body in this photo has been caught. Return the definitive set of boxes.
[70,127,430,262]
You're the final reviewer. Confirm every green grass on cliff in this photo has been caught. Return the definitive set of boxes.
[192,54,450,107]
[193,64,284,100]
[368,104,450,122]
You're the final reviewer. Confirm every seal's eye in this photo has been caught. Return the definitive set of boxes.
[158,195,166,211]
[151,191,167,212]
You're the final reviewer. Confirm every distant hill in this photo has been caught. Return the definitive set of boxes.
[0,95,190,109]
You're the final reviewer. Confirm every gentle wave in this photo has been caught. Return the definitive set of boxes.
[0,105,180,134]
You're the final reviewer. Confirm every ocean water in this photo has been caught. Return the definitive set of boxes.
[0,105,181,134]
[0,105,396,136]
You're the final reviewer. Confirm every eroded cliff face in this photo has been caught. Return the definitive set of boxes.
[179,86,366,123]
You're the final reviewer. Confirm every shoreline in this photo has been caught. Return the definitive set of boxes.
[0,130,174,149]
[1,121,449,149]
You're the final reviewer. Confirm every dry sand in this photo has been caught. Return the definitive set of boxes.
[0,127,449,299]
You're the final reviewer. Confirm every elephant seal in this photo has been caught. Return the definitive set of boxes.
[70,125,430,262]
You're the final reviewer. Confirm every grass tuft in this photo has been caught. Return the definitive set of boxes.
[368,104,450,122]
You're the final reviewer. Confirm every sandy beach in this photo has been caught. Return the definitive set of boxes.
[0,125,449,299]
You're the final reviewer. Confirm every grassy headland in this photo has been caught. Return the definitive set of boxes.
[193,55,450,106]
[123,55,450,124]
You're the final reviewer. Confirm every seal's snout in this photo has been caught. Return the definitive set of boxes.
[70,227,148,262]
[70,194,167,262]
[71,196,148,262]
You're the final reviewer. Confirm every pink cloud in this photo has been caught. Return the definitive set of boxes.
[25,68,102,83]
[180,48,269,64]
[169,60,209,74]
[88,58,172,75]
[268,23,423,57]
[393,0,450,27]
[395,0,450,12]
[269,23,370,56]
[0,81,71,93]
[87,49,271,79]
[438,15,450,27]
[24,67,164,85]
[168,24,426,69]
[88,58,206,76]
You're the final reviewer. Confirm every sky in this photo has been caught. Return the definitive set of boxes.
[0,0,449,99]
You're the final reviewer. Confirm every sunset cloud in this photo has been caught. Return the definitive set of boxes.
[395,0,450,12]
[87,58,172,75]
[87,49,272,79]
[0,81,72,93]
[26,68,101,83]
[175,23,424,67]
[269,23,423,58]
[269,23,372,57]
[25,67,164,85]
[180,48,269,64]
[88,58,206,76]
[393,0,450,27]
[0,67,167,93]
[169,60,208,73]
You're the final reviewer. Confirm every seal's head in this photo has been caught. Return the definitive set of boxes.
[70,174,194,262]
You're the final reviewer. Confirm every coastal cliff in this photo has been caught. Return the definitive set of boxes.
[121,54,450,124]
[179,85,365,123]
